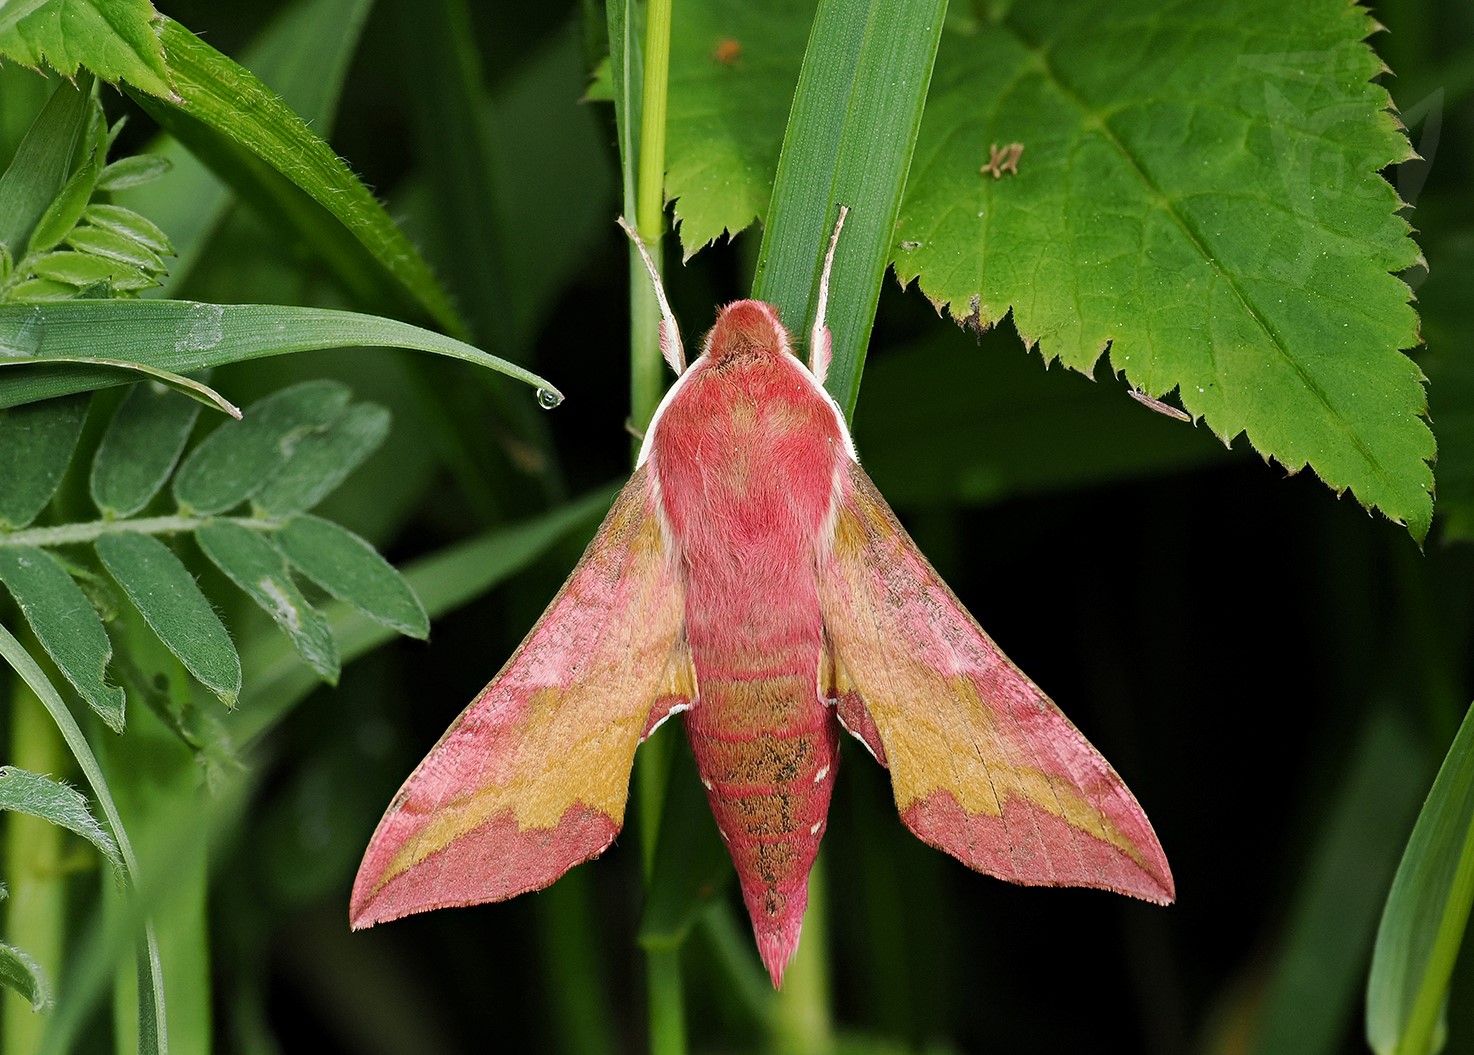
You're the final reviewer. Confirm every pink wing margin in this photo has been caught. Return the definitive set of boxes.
[351,466,689,927]
[818,462,1174,904]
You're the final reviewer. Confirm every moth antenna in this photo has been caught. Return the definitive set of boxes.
[617,216,686,375]
[809,204,849,382]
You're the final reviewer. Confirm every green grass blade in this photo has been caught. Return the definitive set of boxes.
[0,357,237,417]
[0,300,562,409]
[751,0,948,420]
[126,18,465,335]
[1367,702,1474,1055]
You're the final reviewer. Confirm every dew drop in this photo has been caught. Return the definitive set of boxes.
[536,387,563,410]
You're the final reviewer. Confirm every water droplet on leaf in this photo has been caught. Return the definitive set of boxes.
[536,388,563,410]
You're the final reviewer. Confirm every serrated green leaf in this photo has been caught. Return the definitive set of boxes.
[1367,702,1474,1055]
[0,939,48,1012]
[275,515,427,639]
[0,392,86,528]
[0,764,121,871]
[0,76,92,256]
[194,520,337,682]
[891,1,1428,538]
[173,379,349,515]
[94,153,169,191]
[0,546,125,730]
[0,300,561,409]
[126,18,464,336]
[667,0,811,255]
[0,0,172,99]
[65,225,165,272]
[95,532,241,706]
[80,203,170,254]
[251,401,389,516]
[26,154,101,254]
[90,380,204,516]
[28,249,152,290]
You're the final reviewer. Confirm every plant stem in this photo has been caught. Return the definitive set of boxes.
[0,621,168,1053]
[628,0,673,433]
[772,855,834,1055]
[0,514,284,549]
[3,674,66,1055]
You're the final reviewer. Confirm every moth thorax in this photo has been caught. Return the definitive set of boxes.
[704,300,791,362]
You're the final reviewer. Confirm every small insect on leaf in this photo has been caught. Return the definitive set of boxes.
[980,141,1024,179]
[1129,389,1194,423]
[353,211,1173,990]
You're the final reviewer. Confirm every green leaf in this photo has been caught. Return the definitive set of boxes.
[0,355,236,416]
[126,18,464,335]
[0,546,125,730]
[173,379,349,515]
[93,152,169,191]
[90,380,205,516]
[65,225,166,273]
[0,76,92,256]
[0,764,121,871]
[666,0,811,255]
[26,154,101,254]
[0,300,562,409]
[275,515,428,639]
[251,401,389,516]
[1367,703,1474,1055]
[0,0,171,98]
[892,1,1428,538]
[79,203,170,254]
[113,0,372,296]
[95,532,241,706]
[234,484,618,743]
[194,520,337,682]
[750,0,948,420]
[0,392,86,528]
[1251,707,1432,1055]
[0,939,48,1012]
[28,249,153,290]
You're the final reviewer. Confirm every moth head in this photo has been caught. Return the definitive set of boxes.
[702,300,794,364]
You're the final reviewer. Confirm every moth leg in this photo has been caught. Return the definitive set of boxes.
[808,204,849,382]
[617,215,686,375]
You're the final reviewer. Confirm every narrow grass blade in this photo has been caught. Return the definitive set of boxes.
[751,0,948,420]
[1367,702,1474,1055]
[0,300,561,409]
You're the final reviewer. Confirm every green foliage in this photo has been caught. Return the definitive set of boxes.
[1367,703,1474,1055]
[0,1,1470,1054]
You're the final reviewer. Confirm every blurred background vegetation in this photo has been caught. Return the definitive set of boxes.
[1,0,1471,1052]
